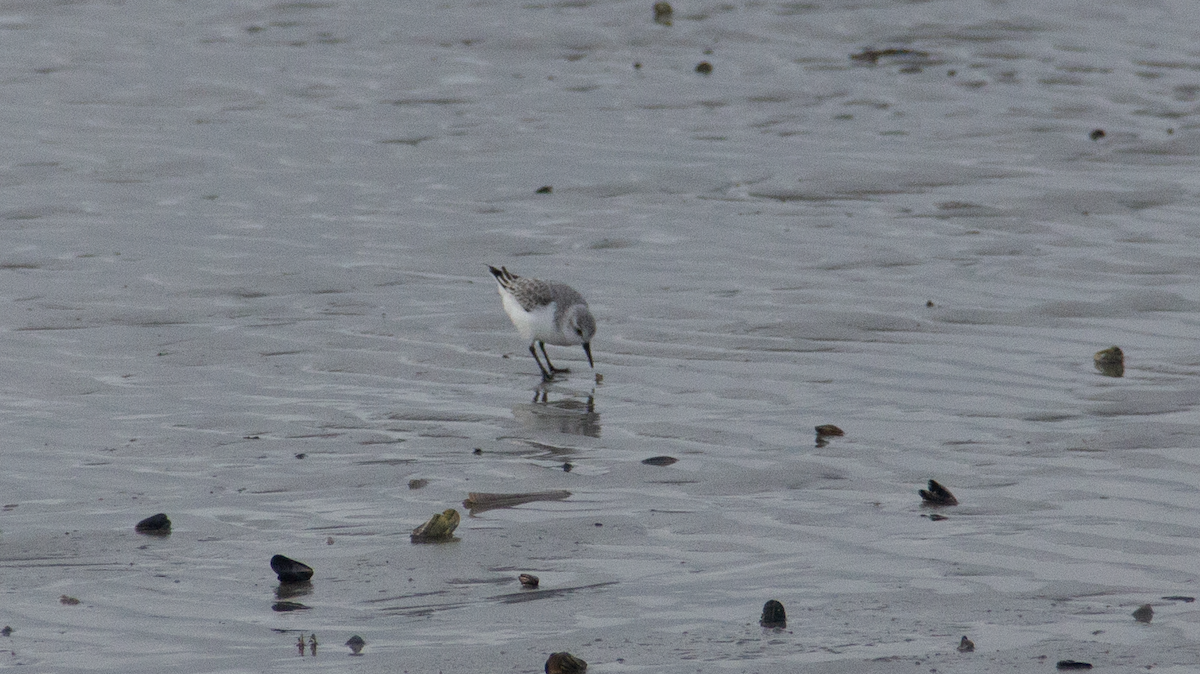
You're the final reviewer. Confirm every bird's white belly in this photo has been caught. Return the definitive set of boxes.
[500,292,563,343]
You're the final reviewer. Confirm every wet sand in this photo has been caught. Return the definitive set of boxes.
[1,0,1199,671]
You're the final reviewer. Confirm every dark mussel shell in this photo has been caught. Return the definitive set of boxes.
[270,554,314,582]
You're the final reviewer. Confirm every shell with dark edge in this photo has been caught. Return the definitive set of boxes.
[270,554,314,582]
[919,479,958,506]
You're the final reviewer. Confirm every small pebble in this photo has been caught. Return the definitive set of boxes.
[520,573,540,588]
[815,424,844,437]
[536,185,553,194]
[408,478,429,489]
[1133,604,1153,623]
[760,599,786,628]
[958,635,974,652]
[1056,661,1093,671]
[641,456,678,466]
[345,635,366,655]
[59,595,80,605]
[653,1,673,25]
[134,513,171,535]
[545,652,587,674]
[0,626,11,636]
[1089,129,1106,141]
[695,61,713,74]
[1093,345,1124,377]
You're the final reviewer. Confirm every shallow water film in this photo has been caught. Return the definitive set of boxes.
[1,0,1199,672]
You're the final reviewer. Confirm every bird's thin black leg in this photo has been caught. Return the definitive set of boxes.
[529,343,554,380]
[539,341,570,374]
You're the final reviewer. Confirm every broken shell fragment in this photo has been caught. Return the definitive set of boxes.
[919,479,958,506]
[410,508,460,543]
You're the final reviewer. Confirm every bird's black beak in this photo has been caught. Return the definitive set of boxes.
[582,342,594,368]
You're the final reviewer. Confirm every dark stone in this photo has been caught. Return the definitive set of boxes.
[520,573,540,588]
[545,652,587,673]
[1133,604,1153,623]
[760,599,786,627]
[695,61,713,74]
[1056,661,1092,670]
[1093,346,1124,377]
[134,513,171,535]
[814,424,844,437]
[641,456,678,466]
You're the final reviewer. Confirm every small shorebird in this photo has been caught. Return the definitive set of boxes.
[488,265,595,380]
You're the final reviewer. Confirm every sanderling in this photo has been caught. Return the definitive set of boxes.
[488,265,595,380]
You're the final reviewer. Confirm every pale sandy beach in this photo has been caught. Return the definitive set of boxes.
[1,1,1199,672]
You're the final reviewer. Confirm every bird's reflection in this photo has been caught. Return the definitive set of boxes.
[511,388,601,437]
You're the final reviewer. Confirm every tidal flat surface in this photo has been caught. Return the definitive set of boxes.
[1,0,1199,672]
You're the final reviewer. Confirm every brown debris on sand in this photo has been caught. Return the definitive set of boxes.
[1093,346,1124,377]
[462,491,571,514]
